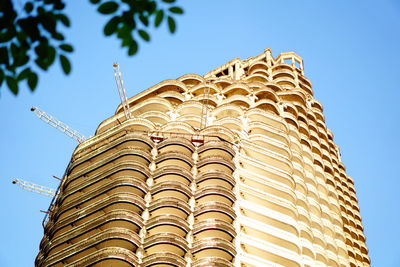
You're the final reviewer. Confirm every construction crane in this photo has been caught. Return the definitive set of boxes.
[113,63,131,120]
[12,179,56,197]
[31,106,87,143]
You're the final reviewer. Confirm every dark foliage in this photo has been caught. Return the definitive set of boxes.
[0,0,183,96]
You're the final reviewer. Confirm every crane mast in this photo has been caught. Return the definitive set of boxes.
[113,63,131,120]
[31,106,87,143]
[12,179,56,197]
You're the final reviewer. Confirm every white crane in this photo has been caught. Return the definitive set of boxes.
[31,106,87,143]
[12,179,56,197]
[113,63,131,120]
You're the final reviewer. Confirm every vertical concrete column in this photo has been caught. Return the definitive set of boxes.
[136,144,157,264]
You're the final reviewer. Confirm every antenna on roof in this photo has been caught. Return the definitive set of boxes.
[113,63,131,120]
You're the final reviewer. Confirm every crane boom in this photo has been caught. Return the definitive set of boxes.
[113,63,131,119]
[12,179,56,197]
[31,106,87,143]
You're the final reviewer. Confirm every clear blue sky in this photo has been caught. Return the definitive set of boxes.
[1,0,399,266]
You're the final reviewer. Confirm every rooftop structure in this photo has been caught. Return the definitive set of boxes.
[35,49,369,267]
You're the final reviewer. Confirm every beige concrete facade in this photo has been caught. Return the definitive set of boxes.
[36,49,369,267]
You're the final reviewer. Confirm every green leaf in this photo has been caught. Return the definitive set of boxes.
[54,2,66,10]
[56,14,71,27]
[169,7,183,14]
[40,13,57,34]
[34,42,47,59]
[167,16,176,33]
[139,15,149,26]
[35,58,48,70]
[24,2,34,13]
[104,16,120,36]
[154,10,164,27]
[15,54,29,67]
[28,71,38,91]
[128,40,138,56]
[11,43,20,60]
[47,46,56,66]
[98,2,119,15]
[121,11,135,29]
[52,32,65,41]
[17,67,31,81]
[0,69,4,87]
[6,76,18,95]
[0,47,10,65]
[90,0,101,3]
[162,0,176,3]
[60,54,71,74]
[138,29,150,42]
[59,44,74,52]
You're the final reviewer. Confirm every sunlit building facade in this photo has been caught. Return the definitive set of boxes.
[36,49,369,267]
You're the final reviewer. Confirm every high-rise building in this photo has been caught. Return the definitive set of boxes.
[35,49,369,267]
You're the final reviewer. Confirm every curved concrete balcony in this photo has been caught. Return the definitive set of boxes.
[158,91,186,107]
[192,94,218,107]
[196,170,235,190]
[248,68,269,78]
[149,197,191,219]
[221,94,251,108]
[213,117,244,135]
[48,193,145,236]
[192,237,236,261]
[74,132,153,161]
[197,156,235,174]
[192,257,233,267]
[194,202,236,223]
[212,104,244,120]
[156,152,194,171]
[272,69,296,81]
[245,135,290,158]
[141,252,186,267]
[247,122,288,145]
[248,61,269,74]
[64,161,150,189]
[178,73,204,86]
[72,133,153,165]
[245,73,269,83]
[129,97,174,116]
[241,146,292,174]
[41,210,143,256]
[69,148,151,177]
[144,233,188,257]
[62,247,137,267]
[146,214,190,237]
[59,176,148,208]
[195,185,236,206]
[151,181,192,202]
[298,80,313,95]
[193,218,236,241]
[55,187,146,223]
[240,185,298,221]
[190,82,219,96]
[197,141,235,161]
[254,87,280,103]
[139,110,171,125]
[158,137,195,156]
[241,174,296,206]
[39,228,140,266]
[70,146,152,175]
[221,83,251,96]
[152,165,193,185]
[274,78,297,89]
